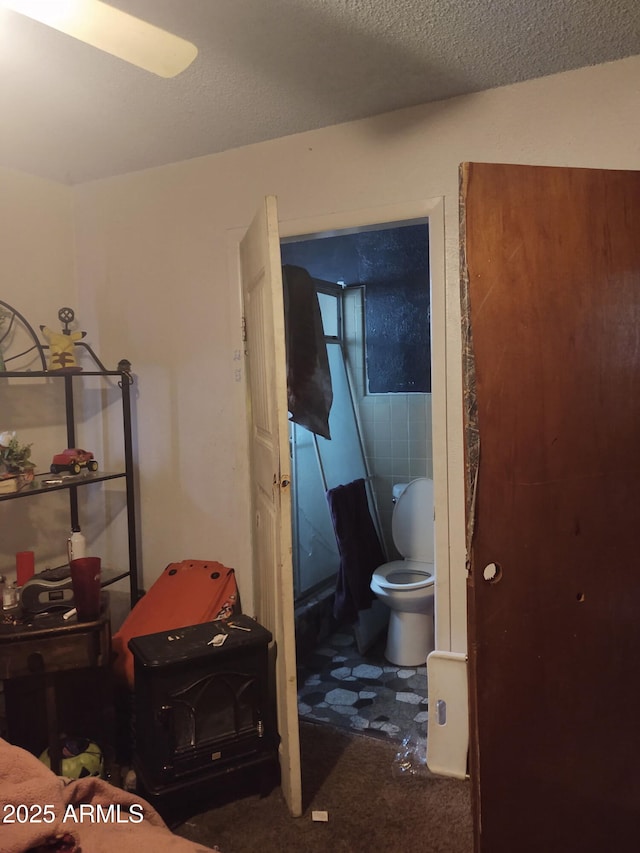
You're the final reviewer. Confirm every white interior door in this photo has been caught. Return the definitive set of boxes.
[239,195,302,817]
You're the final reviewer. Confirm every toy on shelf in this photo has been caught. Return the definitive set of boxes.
[50,448,98,475]
[0,301,122,376]
[40,307,87,373]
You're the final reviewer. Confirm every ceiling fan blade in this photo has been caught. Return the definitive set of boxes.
[2,0,198,78]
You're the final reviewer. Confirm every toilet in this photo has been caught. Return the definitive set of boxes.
[370,478,435,667]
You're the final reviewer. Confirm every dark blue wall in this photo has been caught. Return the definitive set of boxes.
[281,223,430,393]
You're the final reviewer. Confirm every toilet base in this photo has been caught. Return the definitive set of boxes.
[385,609,435,667]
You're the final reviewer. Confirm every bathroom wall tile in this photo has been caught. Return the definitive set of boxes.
[374,438,392,459]
[408,417,427,444]
[373,407,392,431]
[373,417,393,442]
[358,418,375,445]
[373,394,391,412]
[363,425,377,451]
[407,394,427,414]
[409,439,429,459]
[390,398,409,432]
[409,459,428,479]
[391,436,409,456]
[360,431,375,465]
[358,397,375,418]
[373,456,396,478]
[424,409,433,441]
[359,407,373,429]
[391,394,408,412]
[390,458,411,479]
[374,468,390,489]
[375,472,394,496]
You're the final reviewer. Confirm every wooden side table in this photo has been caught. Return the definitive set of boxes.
[0,604,113,775]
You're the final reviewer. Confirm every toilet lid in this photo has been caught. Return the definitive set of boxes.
[392,477,434,562]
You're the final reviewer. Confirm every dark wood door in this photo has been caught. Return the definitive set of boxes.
[461,162,640,853]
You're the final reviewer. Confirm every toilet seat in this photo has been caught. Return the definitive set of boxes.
[372,560,434,591]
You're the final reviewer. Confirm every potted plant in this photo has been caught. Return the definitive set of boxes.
[0,431,36,493]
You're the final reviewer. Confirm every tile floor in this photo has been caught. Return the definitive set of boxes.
[296,624,428,749]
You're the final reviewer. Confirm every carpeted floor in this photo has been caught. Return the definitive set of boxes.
[175,721,473,853]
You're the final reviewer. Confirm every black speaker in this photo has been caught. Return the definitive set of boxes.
[21,567,75,614]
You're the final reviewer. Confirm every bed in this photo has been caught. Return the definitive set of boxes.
[0,737,219,853]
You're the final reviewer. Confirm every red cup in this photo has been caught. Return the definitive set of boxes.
[16,551,35,586]
[69,557,102,621]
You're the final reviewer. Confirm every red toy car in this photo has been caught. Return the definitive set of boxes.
[50,448,98,475]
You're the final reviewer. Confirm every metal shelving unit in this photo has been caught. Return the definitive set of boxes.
[0,362,140,607]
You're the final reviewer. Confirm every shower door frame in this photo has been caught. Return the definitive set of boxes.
[289,277,382,603]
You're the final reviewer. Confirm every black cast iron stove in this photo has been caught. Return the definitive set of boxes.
[129,614,279,819]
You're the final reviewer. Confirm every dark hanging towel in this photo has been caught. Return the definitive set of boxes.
[282,264,333,439]
[327,478,385,623]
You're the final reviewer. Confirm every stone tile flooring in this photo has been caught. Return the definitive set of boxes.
[296,624,428,748]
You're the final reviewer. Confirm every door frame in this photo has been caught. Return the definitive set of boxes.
[278,197,457,652]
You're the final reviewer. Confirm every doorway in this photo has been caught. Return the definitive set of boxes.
[234,195,449,812]
[281,218,435,745]
[276,196,451,653]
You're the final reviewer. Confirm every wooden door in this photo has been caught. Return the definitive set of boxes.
[240,196,302,817]
[462,163,640,852]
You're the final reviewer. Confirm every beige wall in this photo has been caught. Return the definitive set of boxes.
[0,169,75,312]
[2,55,639,649]
[0,170,79,575]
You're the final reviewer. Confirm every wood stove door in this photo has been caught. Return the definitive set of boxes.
[239,195,302,818]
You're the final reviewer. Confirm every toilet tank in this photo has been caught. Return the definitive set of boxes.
[392,478,435,562]
[392,483,409,502]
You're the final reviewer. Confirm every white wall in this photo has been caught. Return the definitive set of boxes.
[2,55,639,651]
[0,169,75,312]
[0,170,78,574]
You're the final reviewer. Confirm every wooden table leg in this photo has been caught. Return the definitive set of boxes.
[44,673,61,774]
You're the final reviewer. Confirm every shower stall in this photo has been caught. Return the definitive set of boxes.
[289,281,382,603]
[283,220,431,615]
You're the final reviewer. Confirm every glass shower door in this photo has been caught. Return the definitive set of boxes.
[291,339,372,600]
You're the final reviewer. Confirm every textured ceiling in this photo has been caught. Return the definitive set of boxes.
[1,0,639,184]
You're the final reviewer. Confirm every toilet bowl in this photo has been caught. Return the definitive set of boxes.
[370,478,435,666]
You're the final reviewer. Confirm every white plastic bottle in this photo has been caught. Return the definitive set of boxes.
[67,529,86,563]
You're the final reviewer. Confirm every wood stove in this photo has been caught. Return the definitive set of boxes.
[129,614,279,818]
